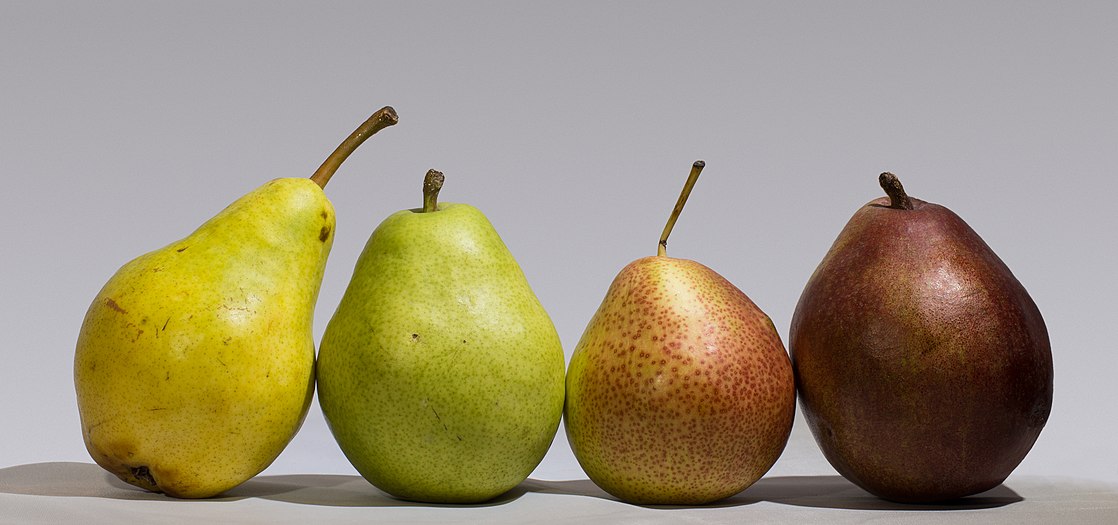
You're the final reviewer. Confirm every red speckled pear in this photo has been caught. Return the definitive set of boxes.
[790,172,1053,503]
[564,161,795,505]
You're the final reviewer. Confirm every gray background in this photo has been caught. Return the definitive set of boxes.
[1,0,1115,512]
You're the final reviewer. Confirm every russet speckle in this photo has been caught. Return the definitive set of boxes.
[565,256,795,505]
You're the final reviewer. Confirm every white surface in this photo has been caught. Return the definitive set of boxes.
[3,429,1117,524]
[1,1,1116,522]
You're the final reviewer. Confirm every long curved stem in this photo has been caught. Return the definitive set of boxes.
[658,160,705,257]
[310,106,399,189]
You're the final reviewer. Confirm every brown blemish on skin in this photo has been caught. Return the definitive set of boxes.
[130,466,157,490]
[105,298,128,315]
[319,225,331,242]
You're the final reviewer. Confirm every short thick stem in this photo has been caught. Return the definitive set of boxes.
[310,106,399,189]
[658,160,705,257]
[879,172,914,210]
[422,169,445,213]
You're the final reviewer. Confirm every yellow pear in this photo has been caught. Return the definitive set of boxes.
[73,107,397,498]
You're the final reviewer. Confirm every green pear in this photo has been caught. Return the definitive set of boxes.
[317,170,566,503]
[565,162,796,505]
[74,106,398,498]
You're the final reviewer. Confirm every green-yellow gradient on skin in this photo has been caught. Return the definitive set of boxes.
[317,196,566,504]
[74,178,331,498]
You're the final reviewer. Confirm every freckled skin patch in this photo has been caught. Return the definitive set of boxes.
[565,256,795,505]
[789,194,1053,503]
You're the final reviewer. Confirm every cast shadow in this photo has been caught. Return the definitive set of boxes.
[0,462,1022,511]
[521,475,1023,511]
[0,462,524,508]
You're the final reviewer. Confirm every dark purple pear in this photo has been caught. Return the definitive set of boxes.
[790,173,1052,503]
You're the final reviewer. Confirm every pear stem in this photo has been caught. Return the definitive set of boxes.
[422,169,445,213]
[657,160,705,257]
[309,106,399,189]
[879,172,914,210]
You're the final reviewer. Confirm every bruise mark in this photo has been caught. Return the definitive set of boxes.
[176,246,188,253]
[319,225,331,242]
[320,209,329,220]
[132,329,144,342]
[104,298,127,315]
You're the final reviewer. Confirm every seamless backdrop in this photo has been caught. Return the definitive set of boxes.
[1,0,1116,499]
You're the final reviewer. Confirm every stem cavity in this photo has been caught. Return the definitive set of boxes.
[879,172,914,210]
[422,169,445,213]
[658,160,705,257]
[310,106,399,189]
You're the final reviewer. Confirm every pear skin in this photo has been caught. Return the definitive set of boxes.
[74,179,329,498]
[790,173,1053,503]
[317,172,566,504]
